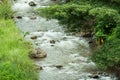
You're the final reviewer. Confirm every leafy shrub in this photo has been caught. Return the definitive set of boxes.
[91,38,120,78]
[84,0,120,4]
[38,3,92,32]
[38,0,120,78]
[89,7,119,39]
[39,3,120,39]
[113,27,120,39]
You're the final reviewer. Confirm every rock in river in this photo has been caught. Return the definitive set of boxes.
[31,35,37,39]
[29,1,36,6]
[55,65,63,69]
[89,74,100,79]
[29,48,47,58]
[16,16,22,19]
[30,16,37,20]
[50,40,55,44]
[50,65,63,69]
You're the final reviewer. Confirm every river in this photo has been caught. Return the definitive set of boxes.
[11,0,117,80]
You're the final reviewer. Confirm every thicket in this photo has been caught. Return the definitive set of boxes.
[38,0,120,78]
[38,0,120,39]
[0,1,38,80]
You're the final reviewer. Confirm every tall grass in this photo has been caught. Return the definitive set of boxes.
[0,19,38,80]
[0,0,13,19]
[0,1,38,80]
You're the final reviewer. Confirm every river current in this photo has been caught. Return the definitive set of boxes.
[11,0,117,80]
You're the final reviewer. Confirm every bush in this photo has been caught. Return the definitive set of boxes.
[91,38,120,78]
[38,2,120,39]
[38,3,93,32]
[89,7,119,39]
[38,0,120,78]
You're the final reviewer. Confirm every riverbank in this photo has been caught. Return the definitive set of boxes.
[38,0,120,79]
[0,1,38,80]
[0,19,38,80]
[0,19,39,80]
[11,0,117,80]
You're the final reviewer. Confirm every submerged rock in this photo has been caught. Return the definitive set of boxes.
[29,1,36,6]
[29,48,47,58]
[55,65,63,69]
[30,16,37,20]
[51,45,54,47]
[51,65,63,69]
[62,37,67,40]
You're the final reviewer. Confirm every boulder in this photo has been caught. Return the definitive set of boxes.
[29,48,47,58]
[29,1,36,6]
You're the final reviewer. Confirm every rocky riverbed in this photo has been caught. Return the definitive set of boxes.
[11,0,117,80]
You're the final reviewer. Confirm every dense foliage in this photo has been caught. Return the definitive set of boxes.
[91,38,120,78]
[38,0,120,78]
[0,1,38,80]
[38,0,120,39]
[39,3,92,32]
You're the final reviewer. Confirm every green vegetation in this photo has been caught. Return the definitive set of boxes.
[91,38,120,76]
[0,1,38,80]
[38,0,120,78]
[0,20,37,80]
[38,0,120,39]
[0,0,13,19]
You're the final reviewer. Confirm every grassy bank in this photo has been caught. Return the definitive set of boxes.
[0,1,38,80]
[0,19,38,80]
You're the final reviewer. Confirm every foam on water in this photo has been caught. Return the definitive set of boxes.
[11,0,117,80]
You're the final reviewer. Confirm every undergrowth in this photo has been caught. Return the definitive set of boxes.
[0,0,38,80]
[0,19,38,80]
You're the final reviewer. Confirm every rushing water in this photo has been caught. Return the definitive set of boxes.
[11,0,117,80]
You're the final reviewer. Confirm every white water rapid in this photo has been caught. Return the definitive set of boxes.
[11,0,117,80]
